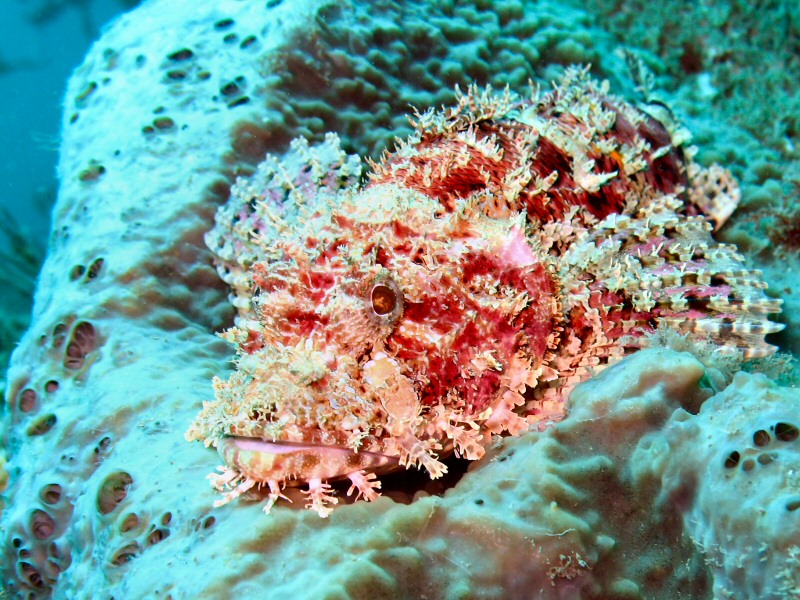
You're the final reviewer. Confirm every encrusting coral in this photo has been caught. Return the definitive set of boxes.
[186,69,782,518]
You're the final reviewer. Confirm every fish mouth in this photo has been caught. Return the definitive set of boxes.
[218,435,401,485]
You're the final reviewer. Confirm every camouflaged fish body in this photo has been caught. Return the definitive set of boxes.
[186,69,782,516]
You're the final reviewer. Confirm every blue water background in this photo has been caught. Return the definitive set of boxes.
[0,1,136,358]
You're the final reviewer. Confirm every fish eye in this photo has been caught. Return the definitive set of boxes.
[366,272,403,326]
[371,284,397,315]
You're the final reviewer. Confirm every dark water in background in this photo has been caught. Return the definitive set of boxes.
[0,1,139,368]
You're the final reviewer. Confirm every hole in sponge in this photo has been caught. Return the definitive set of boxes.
[94,436,112,455]
[64,321,96,370]
[110,543,139,566]
[40,484,63,505]
[167,48,194,61]
[43,558,61,579]
[20,562,44,589]
[87,258,104,280]
[119,512,140,533]
[786,497,800,512]
[27,414,56,436]
[147,528,169,546]
[757,453,775,465]
[69,265,85,281]
[18,389,37,413]
[52,323,67,348]
[753,429,770,447]
[724,451,740,468]
[97,472,133,515]
[30,510,56,540]
[49,542,62,559]
[775,422,799,442]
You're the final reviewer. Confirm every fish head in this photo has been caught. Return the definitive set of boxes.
[192,181,560,482]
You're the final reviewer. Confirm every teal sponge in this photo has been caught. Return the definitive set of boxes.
[634,371,800,598]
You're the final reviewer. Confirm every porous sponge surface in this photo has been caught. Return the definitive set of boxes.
[1,0,799,598]
[634,371,800,599]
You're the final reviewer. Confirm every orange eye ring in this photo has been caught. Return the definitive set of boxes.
[366,272,403,327]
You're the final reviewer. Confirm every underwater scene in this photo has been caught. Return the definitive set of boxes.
[1,0,799,597]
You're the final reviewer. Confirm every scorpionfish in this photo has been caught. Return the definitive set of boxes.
[186,68,783,516]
